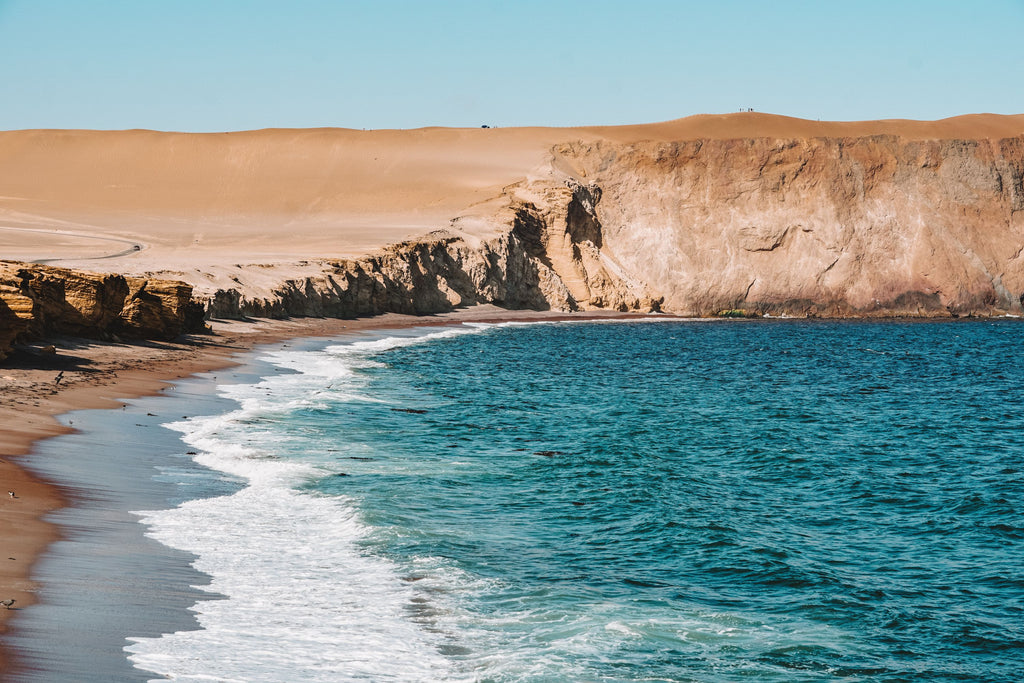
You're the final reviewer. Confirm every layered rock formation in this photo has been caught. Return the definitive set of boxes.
[2,113,1024,356]
[0,262,207,359]
[202,178,663,319]
[202,130,1024,320]
[555,134,1024,316]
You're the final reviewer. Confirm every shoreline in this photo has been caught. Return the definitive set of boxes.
[0,306,660,679]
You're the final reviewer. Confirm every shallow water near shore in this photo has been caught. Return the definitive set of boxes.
[17,320,1024,681]
[6,366,255,682]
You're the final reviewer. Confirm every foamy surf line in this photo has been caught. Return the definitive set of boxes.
[5,362,265,683]
[124,325,493,682]
[11,318,635,682]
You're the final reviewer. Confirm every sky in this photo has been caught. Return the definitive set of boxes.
[1,0,1023,131]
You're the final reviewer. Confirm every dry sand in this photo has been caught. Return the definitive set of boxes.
[2,113,1022,278]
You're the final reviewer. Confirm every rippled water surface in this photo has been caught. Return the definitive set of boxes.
[129,320,1024,682]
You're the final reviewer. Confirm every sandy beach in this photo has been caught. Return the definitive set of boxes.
[0,305,660,679]
[0,315,353,678]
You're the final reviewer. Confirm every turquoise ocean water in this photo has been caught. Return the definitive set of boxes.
[124,320,1024,682]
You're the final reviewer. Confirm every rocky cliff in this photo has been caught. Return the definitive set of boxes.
[553,134,1024,316]
[0,174,662,358]
[0,262,207,359]
[202,130,1024,320]
[3,115,1024,359]
[200,177,663,320]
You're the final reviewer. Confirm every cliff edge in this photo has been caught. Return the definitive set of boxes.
[554,133,1024,316]
[2,113,1023,356]
[0,262,207,360]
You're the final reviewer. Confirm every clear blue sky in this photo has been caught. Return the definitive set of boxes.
[2,0,1022,131]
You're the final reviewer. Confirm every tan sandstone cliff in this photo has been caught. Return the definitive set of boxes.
[0,262,207,359]
[550,134,1024,316]
[199,127,1024,319]
[2,113,1023,358]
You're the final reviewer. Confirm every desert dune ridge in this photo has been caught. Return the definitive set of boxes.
[2,111,1024,313]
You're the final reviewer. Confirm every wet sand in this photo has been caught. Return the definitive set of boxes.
[0,307,659,680]
[6,378,246,682]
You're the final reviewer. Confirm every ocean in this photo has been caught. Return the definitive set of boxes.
[18,320,1024,681]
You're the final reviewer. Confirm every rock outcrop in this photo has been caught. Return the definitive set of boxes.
[0,262,207,359]
[203,186,663,320]
[554,134,1024,316]
[0,173,663,358]
[199,129,1024,320]
[4,116,1024,350]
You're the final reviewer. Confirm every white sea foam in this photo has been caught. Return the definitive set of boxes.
[126,326,488,682]
[127,487,458,681]
[123,321,846,681]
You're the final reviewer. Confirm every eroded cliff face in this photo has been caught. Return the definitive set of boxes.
[223,131,1024,322]
[0,262,207,359]
[4,123,1024,358]
[0,179,658,357]
[554,135,1024,316]
[202,189,662,320]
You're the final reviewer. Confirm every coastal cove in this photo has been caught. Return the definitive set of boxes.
[0,307,649,680]
[3,315,1023,681]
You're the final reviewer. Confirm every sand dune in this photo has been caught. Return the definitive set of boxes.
[0,126,573,266]
[584,111,1024,142]
[2,112,1022,272]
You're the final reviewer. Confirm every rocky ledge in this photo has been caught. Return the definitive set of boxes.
[195,132,1024,321]
[203,177,662,320]
[0,263,208,360]
[4,125,1024,360]
[0,177,662,359]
